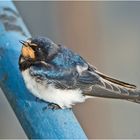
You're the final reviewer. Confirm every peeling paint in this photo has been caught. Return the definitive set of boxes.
[4,21,26,36]
[0,73,8,84]
[0,13,17,22]
[0,7,26,36]
[3,7,19,17]
[25,101,31,108]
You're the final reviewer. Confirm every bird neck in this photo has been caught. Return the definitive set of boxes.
[19,61,32,71]
[18,55,33,71]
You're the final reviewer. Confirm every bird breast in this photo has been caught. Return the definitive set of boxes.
[21,69,86,108]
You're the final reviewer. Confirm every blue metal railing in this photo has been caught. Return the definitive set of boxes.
[0,1,87,139]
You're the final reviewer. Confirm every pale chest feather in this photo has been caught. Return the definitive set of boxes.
[21,69,86,108]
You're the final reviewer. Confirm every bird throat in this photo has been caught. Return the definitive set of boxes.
[18,55,33,71]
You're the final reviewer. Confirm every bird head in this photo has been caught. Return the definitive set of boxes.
[19,36,60,71]
[19,36,59,64]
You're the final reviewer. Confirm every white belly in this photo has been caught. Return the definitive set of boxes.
[22,69,86,108]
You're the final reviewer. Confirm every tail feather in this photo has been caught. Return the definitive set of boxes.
[91,84,140,103]
[87,73,140,104]
[95,70,137,89]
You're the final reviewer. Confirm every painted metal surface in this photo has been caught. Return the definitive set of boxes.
[0,1,87,139]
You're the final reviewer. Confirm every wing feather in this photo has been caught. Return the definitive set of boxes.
[95,70,136,89]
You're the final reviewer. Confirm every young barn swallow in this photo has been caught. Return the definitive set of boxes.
[19,36,140,109]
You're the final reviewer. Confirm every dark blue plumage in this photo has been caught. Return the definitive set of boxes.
[19,36,140,109]
[50,46,87,68]
[30,36,99,89]
[32,36,89,68]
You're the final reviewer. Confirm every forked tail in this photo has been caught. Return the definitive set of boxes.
[89,71,140,104]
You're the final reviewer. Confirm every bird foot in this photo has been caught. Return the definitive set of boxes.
[43,103,61,111]
[35,97,44,103]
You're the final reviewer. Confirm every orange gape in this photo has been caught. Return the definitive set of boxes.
[22,46,35,59]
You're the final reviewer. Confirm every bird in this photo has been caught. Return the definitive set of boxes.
[19,36,140,109]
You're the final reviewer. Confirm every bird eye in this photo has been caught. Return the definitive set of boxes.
[37,47,41,51]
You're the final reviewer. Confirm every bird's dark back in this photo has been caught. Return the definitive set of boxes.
[50,46,87,68]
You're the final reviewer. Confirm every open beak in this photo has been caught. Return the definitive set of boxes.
[19,40,28,46]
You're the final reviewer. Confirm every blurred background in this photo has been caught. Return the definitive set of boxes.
[1,1,140,139]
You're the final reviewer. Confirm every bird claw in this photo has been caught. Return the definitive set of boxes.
[42,103,61,111]
[35,97,40,102]
[35,97,44,103]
